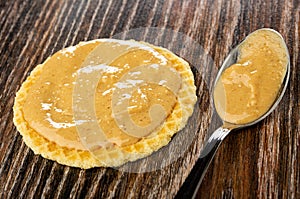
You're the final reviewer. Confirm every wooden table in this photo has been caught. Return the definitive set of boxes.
[0,0,299,198]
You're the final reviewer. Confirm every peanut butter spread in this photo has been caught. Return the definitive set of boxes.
[23,39,182,151]
[214,29,288,124]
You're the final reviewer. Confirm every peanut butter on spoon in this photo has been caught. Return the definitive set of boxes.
[176,28,290,199]
[214,29,289,124]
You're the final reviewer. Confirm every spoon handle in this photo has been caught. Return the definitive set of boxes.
[175,127,231,199]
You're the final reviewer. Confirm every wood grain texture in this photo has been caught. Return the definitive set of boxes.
[0,0,299,198]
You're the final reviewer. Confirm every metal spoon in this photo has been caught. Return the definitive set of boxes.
[175,28,290,199]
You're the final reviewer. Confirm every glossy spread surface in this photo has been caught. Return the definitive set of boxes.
[23,39,182,150]
[214,29,288,124]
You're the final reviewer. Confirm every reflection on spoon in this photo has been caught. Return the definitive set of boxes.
[176,28,290,199]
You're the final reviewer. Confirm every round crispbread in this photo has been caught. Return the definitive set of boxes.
[13,40,196,169]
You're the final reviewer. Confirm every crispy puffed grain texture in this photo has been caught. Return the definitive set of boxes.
[13,40,197,169]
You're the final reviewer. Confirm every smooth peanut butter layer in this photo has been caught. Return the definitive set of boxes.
[214,29,288,124]
[13,39,197,168]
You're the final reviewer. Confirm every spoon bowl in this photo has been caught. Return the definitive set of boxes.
[175,28,290,199]
[214,28,290,129]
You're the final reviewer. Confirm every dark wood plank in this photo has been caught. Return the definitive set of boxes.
[0,0,299,198]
